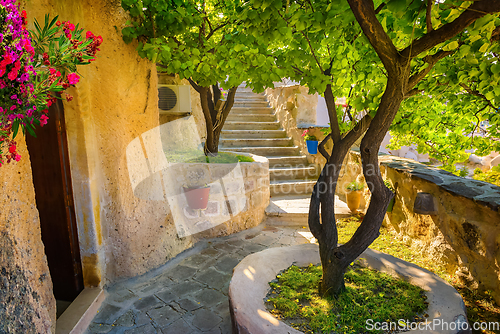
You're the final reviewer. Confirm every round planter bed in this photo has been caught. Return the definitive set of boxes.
[229,244,471,334]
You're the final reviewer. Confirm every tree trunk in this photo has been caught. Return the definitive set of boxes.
[189,81,237,155]
[309,79,402,298]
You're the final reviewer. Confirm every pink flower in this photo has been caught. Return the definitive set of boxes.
[301,130,308,137]
[86,31,94,39]
[68,23,75,31]
[7,69,18,80]
[40,115,49,127]
[14,154,21,162]
[67,73,79,85]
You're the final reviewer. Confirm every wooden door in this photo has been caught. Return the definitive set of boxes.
[26,99,84,301]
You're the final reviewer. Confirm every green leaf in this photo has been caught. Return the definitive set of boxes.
[443,41,459,51]
[479,43,489,53]
[12,121,20,139]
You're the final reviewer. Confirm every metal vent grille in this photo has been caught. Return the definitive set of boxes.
[158,86,177,111]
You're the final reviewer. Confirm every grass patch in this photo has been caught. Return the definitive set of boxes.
[267,263,427,333]
[337,214,500,334]
[164,149,253,163]
[473,166,500,187]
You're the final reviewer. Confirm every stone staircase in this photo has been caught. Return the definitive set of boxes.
[219,87,320,197]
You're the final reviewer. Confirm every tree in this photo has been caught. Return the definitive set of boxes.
[242,0,500,297]
[121,0,279,154]
[389,21,500,170]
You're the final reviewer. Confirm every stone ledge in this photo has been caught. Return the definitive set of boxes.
[379,156,500,212]
[229,244,470,334]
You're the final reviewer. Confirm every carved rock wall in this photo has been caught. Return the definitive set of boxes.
[380,156,500,305]
[0,137,55,333]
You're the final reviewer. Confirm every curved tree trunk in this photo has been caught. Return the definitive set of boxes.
[309,80,400,298]
[187,80,237,155]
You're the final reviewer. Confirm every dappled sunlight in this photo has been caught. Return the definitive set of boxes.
[243,265,256,281]
[257,309,280,326]
[297,231,317,243]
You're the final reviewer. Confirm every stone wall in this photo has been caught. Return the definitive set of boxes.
[0,136,56,333]
[265,85,329,167]
[379,156,500,305]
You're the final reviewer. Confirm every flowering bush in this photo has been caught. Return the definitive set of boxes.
[0,0,102,166]
[301,129,317,141]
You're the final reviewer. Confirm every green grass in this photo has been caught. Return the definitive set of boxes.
[267,263,427,334]
[164,149,254,163]
[337,215,500,334]
[473,166,500,187]
[268,215,500,333]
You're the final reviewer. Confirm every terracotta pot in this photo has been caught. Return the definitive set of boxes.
[346,190,362,212]
[183,186,210,210]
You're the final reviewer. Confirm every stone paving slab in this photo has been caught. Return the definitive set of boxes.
[83,223,314,334]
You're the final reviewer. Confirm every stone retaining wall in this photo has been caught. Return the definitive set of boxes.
[265,86,329,167]
[379,155,500,305]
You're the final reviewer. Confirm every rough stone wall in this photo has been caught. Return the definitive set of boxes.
[0,137,56,334]
[20,0,195,284]
[264,86,370,207]
[265,86,327,167]
[379,156,500,305]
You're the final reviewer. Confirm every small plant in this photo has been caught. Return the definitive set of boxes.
[457,166,469,177]
[473,166,500,187]
[301,129,317,141]
[384,179,395,192]
[346,181,364,191]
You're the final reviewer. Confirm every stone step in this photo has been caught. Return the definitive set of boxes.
[219,138,293,148]
[270,166,320,181]
[267,156,309,167]
[223,121,281,130]
[265,195,352,225]
[270,180,317,197]
[226,114,276,122]
[235,87,256,93]
[234,95,267,101]
[233,101,269,108]
[220,146,300,157]
[230,107,274,114]
[220,129,287,139]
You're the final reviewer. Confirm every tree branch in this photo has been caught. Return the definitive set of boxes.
[300,31,323,73]
[401,0,500,59]
[460,83,498,110]
[406,50,454,92]
[187,78,201,93]
[346,0,400,77]
[324,84,341,143]
[426,0,433,33]
[206,22,229,40]
[319,134,331,160]
[308,172,324,244]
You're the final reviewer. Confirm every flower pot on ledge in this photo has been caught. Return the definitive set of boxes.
[183,186,210,210]
[346,190,362,212]
[306,140,318,154]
